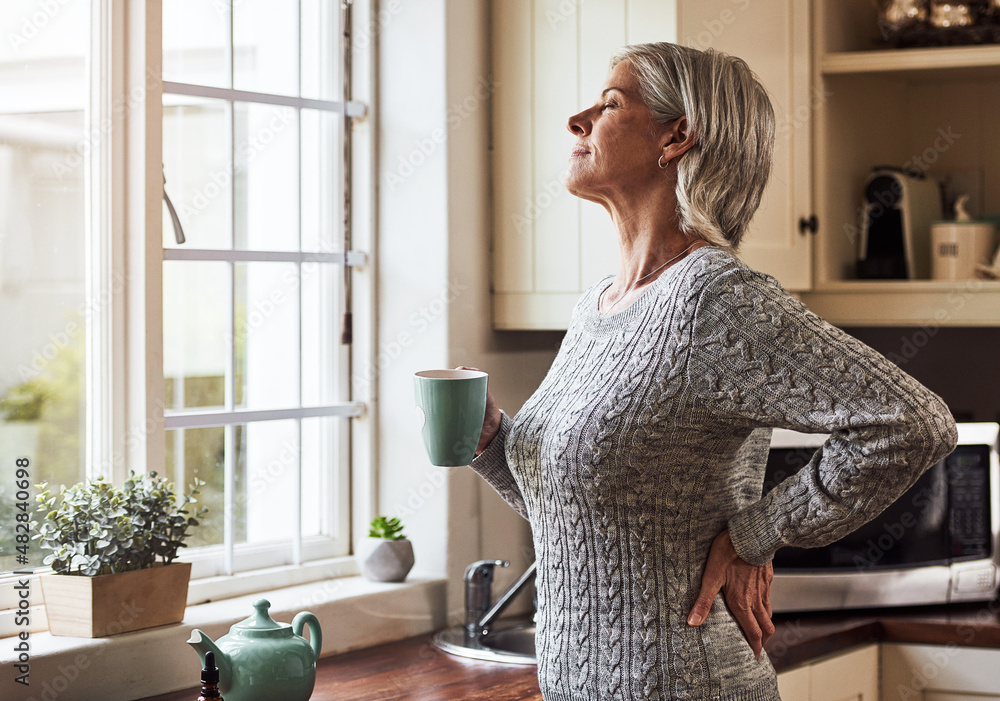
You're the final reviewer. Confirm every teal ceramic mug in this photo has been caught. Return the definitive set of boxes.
[414,369,488,466]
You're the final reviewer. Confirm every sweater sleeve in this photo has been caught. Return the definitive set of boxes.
[686,267,958,566]
[469,410,528,520]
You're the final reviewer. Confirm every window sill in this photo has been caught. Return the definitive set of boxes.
[3,574,447,701]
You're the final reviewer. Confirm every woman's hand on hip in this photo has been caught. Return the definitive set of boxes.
[456,366,502,456]
[687,529,775,660]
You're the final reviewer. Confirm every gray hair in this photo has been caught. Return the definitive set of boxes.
[609,43,775,250]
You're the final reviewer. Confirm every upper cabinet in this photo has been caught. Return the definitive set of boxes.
[801,0,1000,326]
[677,0,814,291]
[491,0,1000,329]
[491,0,678,330]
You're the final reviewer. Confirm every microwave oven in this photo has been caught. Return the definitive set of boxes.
[765,422,1000,613]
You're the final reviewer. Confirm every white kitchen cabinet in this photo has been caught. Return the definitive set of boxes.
[881,643,1000,700]
[677,0,814,292]
[491,0,677,329]
[492,0,1000,328]
[777,664,812,700]
[798,0,1000,326]
[776,644,880,701]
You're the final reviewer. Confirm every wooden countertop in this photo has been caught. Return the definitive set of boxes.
[143,602,1000,701]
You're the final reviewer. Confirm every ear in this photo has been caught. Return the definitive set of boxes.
[659,116,696,165]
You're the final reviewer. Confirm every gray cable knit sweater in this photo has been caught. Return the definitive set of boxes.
[470,246,957,701]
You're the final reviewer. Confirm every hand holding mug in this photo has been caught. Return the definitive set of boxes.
[456,366,501,455]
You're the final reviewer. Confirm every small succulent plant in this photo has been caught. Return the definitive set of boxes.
[367,515,406,541]
[32,471,207,576]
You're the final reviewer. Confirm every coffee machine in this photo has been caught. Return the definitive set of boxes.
[856,167,942,279]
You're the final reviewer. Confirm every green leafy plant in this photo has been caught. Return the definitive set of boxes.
[368,515,406,541]
[32,471,207,576]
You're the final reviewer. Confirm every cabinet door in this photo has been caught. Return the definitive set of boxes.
[677,0,813,290]
[810,645,880,701]
[777,664,811,699]
[882,644,1000,700]
[777,645,879,701]
[492,0,678,329]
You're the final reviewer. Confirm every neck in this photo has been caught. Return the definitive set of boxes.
[593,179,696,286]
[582,170,708,314]
[607,208,706,287]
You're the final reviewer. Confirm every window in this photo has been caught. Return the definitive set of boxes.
[0,0,370,600]
[0,0,90,574]
[160,0,363,579]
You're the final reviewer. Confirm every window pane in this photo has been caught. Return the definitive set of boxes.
[165,426,227,548]
[164,261,230,410]
[240,419,299,545]
[233,0,299,97]
[163,0,231,89]
[0,0,89,573]
[301,109,341,253]
[234,103,299,251]
[301,417,338,538]
[301,263,339,408]
[234,262,299,410]
[163,98,232,249]
[300,0,340,101]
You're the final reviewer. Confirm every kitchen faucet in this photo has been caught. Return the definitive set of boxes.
[464,559,537,639]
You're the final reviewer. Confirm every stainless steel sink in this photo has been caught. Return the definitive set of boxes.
[432,615,536,665]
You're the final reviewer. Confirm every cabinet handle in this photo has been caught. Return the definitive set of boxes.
[798,215,818,235]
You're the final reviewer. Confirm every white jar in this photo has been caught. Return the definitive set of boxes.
[930,221,996,280]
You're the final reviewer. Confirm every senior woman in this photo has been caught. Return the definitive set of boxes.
[464,43,957,700]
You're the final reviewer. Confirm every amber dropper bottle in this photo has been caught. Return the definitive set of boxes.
[198,651,224,700]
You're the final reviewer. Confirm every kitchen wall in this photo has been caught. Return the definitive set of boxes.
[377,0,557,622]
[844,326,1000,424]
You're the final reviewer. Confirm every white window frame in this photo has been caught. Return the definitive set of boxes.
[158,1,365,577]
[131,0,376,592]
[0,0,376,629]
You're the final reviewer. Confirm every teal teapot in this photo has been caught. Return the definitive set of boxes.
[188,599,322,701]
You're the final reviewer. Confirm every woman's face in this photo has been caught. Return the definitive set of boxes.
[563,60,671,205]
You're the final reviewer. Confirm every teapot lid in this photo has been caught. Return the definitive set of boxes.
[231,599,292,638]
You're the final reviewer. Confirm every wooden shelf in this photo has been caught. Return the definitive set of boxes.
[822,45,1000,80]
[801,281,1000,327]
[813,279,1000,293]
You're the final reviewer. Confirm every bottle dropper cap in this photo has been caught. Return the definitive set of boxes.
[202,651,220,685]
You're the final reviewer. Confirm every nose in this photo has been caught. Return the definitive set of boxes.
[566,107,592,136]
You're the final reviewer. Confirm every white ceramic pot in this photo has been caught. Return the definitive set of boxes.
[357,537,414,582]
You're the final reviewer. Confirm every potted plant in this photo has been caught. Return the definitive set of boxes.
[32,471,207,637]
[357,516,414,583]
